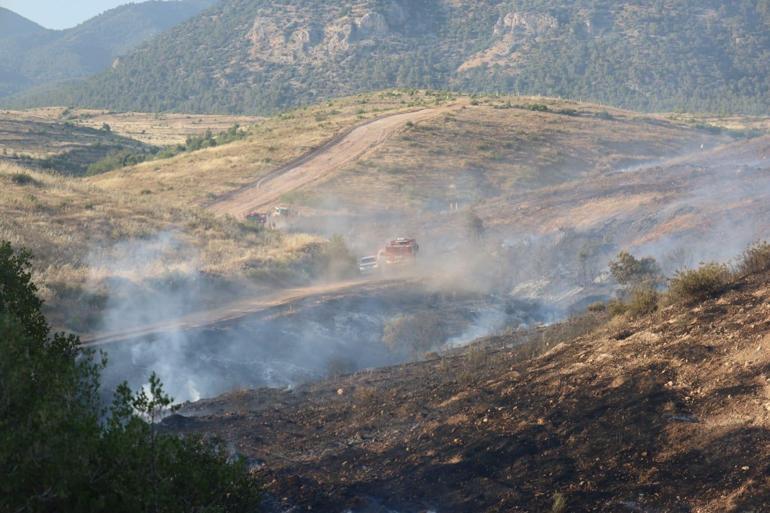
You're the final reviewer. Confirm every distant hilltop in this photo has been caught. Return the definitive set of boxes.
[0,0,216,98]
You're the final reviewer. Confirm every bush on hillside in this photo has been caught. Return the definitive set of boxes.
[10,172,39,186]
[626,286,659,317]
[0,240,261,513]
[738,241,770,275]
[668,262,732,303]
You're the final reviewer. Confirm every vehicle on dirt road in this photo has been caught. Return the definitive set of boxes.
[273,206,291,218]
[246,211,269,225]
[378,238,420,267]
[358,256,379,275]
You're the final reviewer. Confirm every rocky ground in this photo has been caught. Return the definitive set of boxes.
[169,269,770,512]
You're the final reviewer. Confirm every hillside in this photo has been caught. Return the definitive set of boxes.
[172,263,770,512]
[0,109,152,175]
[11,0,770,114]
[0,0,216,98]
[7,91,770,328]
[0,93,434,332]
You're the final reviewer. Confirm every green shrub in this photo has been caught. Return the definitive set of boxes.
[586,301,607,313]
[382,312,447,356]
[668,263,732,303]
[596,110,614,120]
[607,299,628,317]
[626,286,659,317]
[738,241,770,275]
[523,103,549,112]
[10,172,39,186]
[609,251,663,288]
[319,234,357,279]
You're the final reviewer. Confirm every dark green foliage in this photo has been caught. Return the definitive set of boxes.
[8,0,770,115]
[9,172,39,186]
[521,103,550,112]
[86,148,155,175]
[0,241,261,512]
[0,241,49,340]
[609,251,663,288]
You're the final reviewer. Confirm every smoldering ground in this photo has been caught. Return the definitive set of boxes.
[92,135,770,404]
[98,272,548,403]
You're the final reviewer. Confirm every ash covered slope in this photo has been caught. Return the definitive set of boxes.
[173,269,770,512]
[13,0,770,114]
[0,0,216,98]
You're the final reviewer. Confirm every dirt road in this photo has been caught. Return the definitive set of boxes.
[80,278,411,346]
[208,107,456,218]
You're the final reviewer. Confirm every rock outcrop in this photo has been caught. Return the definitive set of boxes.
[459,11,559,72]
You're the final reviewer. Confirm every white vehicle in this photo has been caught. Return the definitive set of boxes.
[358,256,379,275]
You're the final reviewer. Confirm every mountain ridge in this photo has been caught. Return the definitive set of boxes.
[6,0,770,115]
[0,0,217,97]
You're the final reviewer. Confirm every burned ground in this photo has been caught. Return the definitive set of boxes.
[173,271,770,513]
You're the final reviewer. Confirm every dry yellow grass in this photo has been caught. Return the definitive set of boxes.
[290,96,731,213]
[0,162,325,329]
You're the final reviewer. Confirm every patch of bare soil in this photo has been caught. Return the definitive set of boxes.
[172,271,770,513]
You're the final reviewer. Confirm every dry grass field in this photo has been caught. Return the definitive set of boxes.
[0,111,146,176]
[0,162,326,330]
[59,109,264,146]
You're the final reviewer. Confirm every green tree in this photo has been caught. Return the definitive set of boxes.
[0,241,261,513]
[609,250,663,288]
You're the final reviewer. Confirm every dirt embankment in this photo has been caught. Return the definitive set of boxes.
[172,271,770,513]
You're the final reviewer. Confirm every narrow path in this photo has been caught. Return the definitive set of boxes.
[208,107,456,218]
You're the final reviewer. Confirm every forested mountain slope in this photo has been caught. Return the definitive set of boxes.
[10,0,770,114]
[0,0,216,97]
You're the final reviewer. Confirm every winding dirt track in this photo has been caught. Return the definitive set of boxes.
[208,107,455,218]
[80,278,412,346]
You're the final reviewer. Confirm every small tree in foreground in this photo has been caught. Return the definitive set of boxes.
[0,241,260,513]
